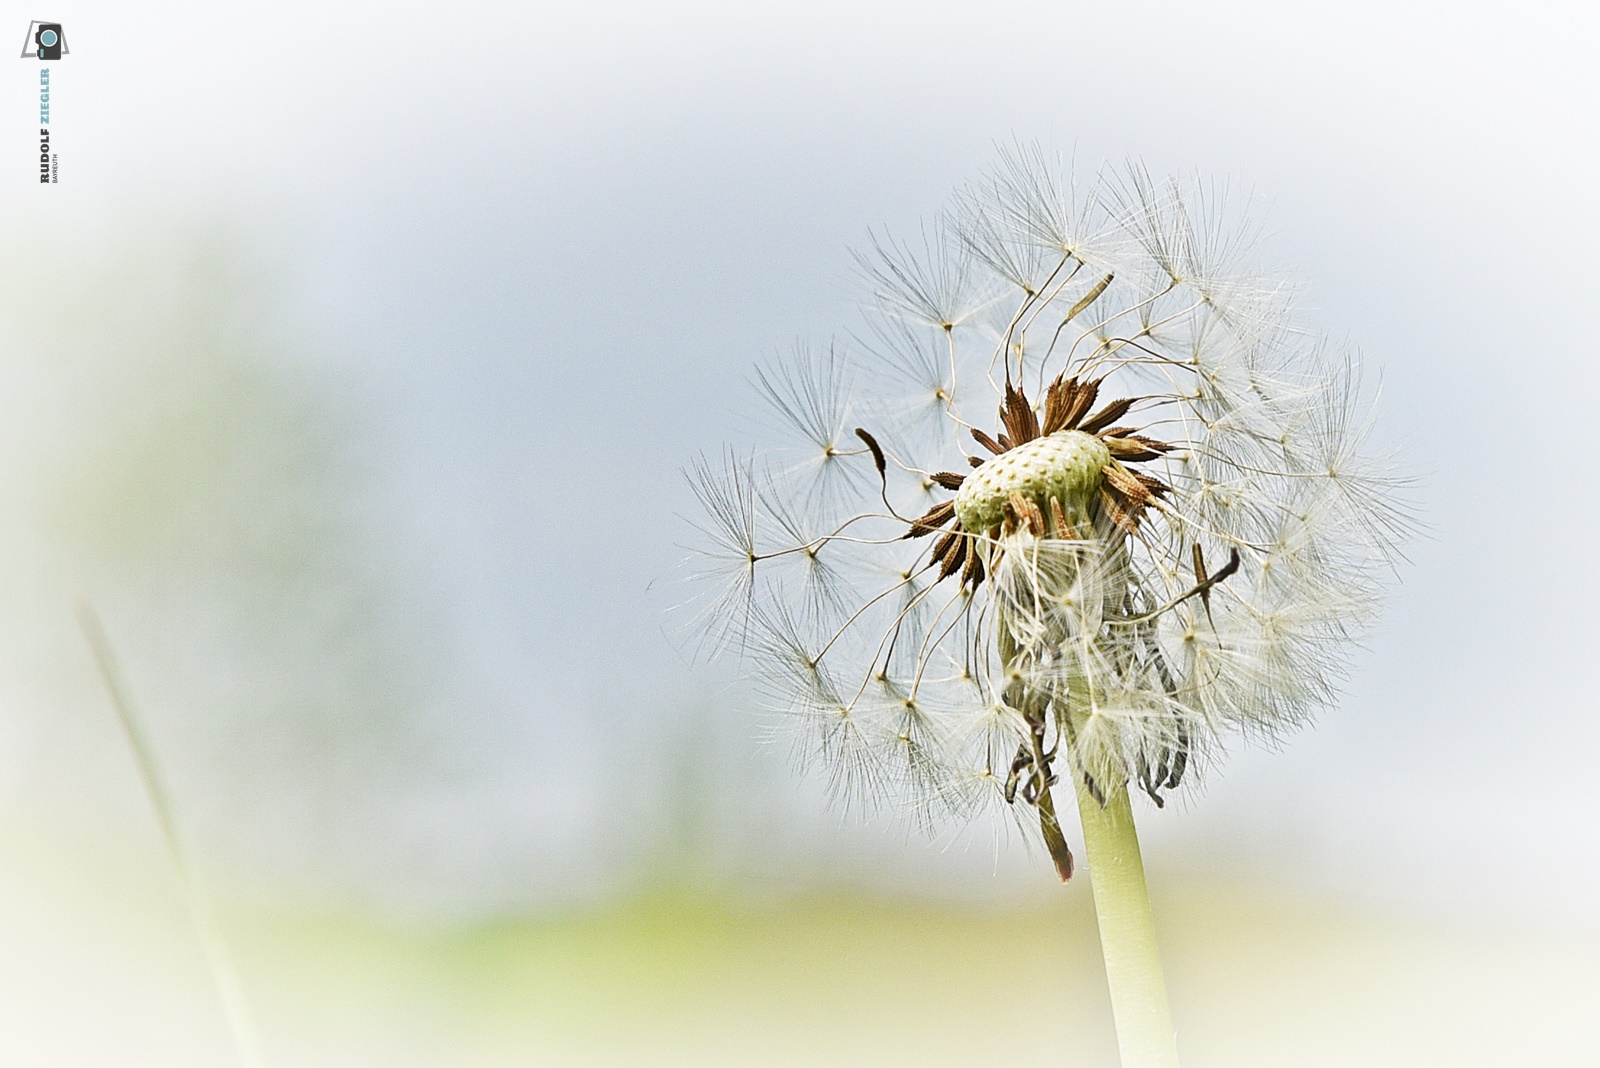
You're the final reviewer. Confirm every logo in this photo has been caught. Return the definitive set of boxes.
[20,21,67,60]
[23,20,65,183]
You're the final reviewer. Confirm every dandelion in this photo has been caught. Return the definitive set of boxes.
[685,144,1409,1067]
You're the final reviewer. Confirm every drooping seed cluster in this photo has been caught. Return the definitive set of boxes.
[685,145,1408,875]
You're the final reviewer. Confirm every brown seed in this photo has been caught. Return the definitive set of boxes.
[1192,542,1215,626]
[1007,492,1047,537]
[971,427,1006,455]
[1098,486,1140,535]
[1041,375,1072,435]
[1065,272,1114,325]
[930,471,966,490]
[1001,383,1041,445]
[853,427,887,476]
[1049,497,1070,537]
[1079,396,1137,435]
[1059,376,1101,431]
[962,541,985,587]
[1166,742,1188,789]
[938,534,968,580]
[1097,429,1173,455]
[904,500,956,538]
[1081,771,1107,807]
[1211,548,1242,585]
[1103,437,1166,463]
[1134,471,1172,497]
[1102,462,1152,505]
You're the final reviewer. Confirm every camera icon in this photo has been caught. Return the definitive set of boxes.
[19,21,66,60]
[34,22,61,60]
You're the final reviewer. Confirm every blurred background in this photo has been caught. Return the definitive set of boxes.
[3,0,1598,1064]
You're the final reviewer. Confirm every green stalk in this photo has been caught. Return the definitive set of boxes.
[1076,778,1179,1068]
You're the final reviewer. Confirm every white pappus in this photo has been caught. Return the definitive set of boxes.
[684,144,1410,879]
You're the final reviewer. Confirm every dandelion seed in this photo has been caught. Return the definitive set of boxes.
[684,145,1410,1068]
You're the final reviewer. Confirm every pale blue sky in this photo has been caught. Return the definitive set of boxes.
[7,0,1599,918]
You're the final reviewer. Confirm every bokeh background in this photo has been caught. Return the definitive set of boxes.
[3,1,1598,1064]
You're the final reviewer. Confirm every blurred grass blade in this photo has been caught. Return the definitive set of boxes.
[77,601,267,1068]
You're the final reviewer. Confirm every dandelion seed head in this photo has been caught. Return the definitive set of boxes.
[683,145,1410,874]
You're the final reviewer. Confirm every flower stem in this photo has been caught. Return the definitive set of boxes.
[1075,778,1179,1068]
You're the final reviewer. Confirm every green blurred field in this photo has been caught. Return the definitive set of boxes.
[2,816,1595,1067]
